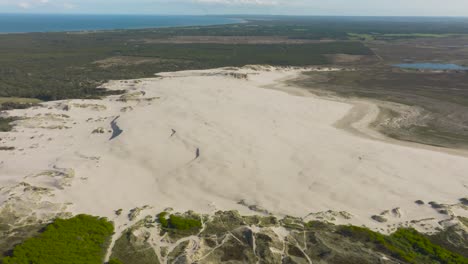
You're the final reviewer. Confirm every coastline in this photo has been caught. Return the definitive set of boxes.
[0,14,244,34]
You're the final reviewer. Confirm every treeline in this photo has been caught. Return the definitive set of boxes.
[0,31,370,103]
[2,16,466,106]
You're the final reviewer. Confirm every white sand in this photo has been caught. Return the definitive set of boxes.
[0,66,467,234]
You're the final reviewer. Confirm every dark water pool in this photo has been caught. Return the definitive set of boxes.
[110,116,123,140]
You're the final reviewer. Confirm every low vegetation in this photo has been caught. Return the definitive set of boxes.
[1,211,466,264]
[348,32,468,41]
[2,214,114,264]
[0,97,41,111]
[110,229,160,264]
[297,69,468,149]
[338,226,468,264]
[0,117,16,132]
[108,258,124,264]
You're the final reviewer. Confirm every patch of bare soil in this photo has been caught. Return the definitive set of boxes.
[368,37,468,65]
[139,36,336,44]
[93,56,188,69]
[325,54,379,65]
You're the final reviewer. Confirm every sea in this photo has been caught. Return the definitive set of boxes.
[0,14,242,33]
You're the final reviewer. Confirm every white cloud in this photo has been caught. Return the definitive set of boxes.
[1,0,468,16]
[15,0,49,8]
[18,1,31,8]
[192,0,279,5]
[63,2,75,9]
[0,0,78,10]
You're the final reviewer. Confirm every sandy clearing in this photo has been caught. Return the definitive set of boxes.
[0,66,467,235]
[139,36,336,44]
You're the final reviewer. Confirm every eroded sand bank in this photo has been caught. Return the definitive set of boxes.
[0,66,467,235]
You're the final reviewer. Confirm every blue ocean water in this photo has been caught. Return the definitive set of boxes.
[0,14,241,33]
[394,63,468,70]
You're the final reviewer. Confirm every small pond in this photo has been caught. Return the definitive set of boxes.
[393,63,468,70]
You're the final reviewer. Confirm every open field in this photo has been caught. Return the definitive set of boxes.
[139,35,336,44]
[366,36,468,65]
[348,33,468,41]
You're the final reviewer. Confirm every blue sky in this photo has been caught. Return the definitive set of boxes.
[1,0,468,16]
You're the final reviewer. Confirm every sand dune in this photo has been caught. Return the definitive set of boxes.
[0,66,467,234]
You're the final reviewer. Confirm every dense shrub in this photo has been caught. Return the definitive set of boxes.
[157,212,201,231]
[157,212,169,228]
[3,214,114,264]
[168,215,202,230]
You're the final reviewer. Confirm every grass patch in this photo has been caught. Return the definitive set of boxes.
[2,214,114,264]
[348,32,468,41]
[0,117,16,132]
[0,97,41,104]
[338,226,468,264]
[0,97,42,111]
[110,230,160,264]
[109,258,124,264]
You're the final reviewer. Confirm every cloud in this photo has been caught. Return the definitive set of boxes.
[14,0,49,8]
[192,0,279,5]
[63,2,75,9]
[18,1,31,8]
[1,0,468,16]
[0,0,77,10]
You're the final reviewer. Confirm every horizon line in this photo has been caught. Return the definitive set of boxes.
[1,13,468,18]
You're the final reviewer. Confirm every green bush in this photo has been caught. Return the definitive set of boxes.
[157,212,201,231]
[3,214,114,264]
[168,215,202,230]
[157,212,168,228]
